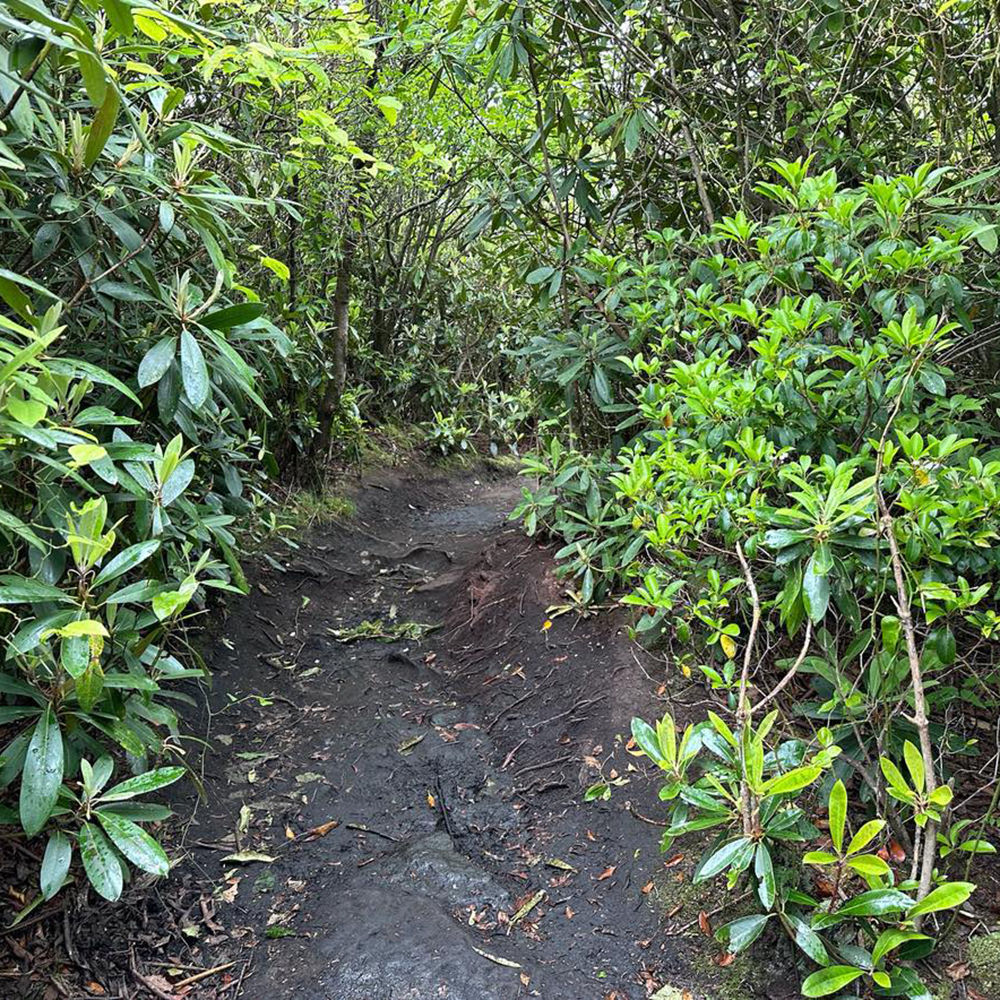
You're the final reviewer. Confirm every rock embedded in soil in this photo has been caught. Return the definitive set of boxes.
[257,885,522,999]
[370,829,511,911]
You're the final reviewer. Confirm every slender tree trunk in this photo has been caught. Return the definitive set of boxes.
[317,232,354,459]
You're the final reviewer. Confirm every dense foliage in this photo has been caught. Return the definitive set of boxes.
[3,0,1000,992]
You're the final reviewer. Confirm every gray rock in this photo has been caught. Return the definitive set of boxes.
[254,886,522,999]
[370,830,510,911]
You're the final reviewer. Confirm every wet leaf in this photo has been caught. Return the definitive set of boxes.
[596,865,617,881]
[698,911,712,936]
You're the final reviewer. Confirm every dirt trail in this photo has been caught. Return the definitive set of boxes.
[29,466,722,999]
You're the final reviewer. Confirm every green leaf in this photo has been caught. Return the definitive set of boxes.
[84,84,120,168]
[714,913,769,954]
[60,635,90,679]
[872,929,929,966]
[0,576,74,604]
[75,660,104,713]
[847,854,891,877]
[707,711,738,747]
[630,717,663,764]
[760,765,823,796]
[100,766,185,802]
[137,337,176,388]
[903,741,925,794]
[103,0,135,36]
[829,779,846,853]
[846,819,885,855]
[199,303,266,329]
[527,266,555,285]
[179,330,209,408]
[880,757,912,798]
[19,706,63,837]
[0,508,47,553]
[802,555,830,622]
[260,256,290,281]
[694,837,751,882]
[803,851,839,865]
[755,843,775,910]
[906,881,975,918]
[918,368,946,396]
[40,830,72,899]
[801,966,864,998]
[784,912,829,967]
[813,889,914,928]
[93,540,160,587]
[96,810,169,877]
[78,821,123,901]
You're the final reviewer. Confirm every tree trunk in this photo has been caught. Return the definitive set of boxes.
[317,232,354,459]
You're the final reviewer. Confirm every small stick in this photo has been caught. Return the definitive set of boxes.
[346,822,400,842]
[172,961,237,989]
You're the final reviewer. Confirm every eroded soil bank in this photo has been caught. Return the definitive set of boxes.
[3,465,775,999]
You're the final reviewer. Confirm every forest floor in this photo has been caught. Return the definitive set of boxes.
[6,460,967,1000]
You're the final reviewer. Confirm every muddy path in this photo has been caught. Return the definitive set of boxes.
[5,466,731,1000]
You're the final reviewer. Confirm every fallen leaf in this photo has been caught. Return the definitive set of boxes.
[299,820,339,841]
[698,911,712,937]
[946,960,969,981]
[545,858,577,872]
[520,972,530,986]
[295,771,324,784]
[510,890,546,925]
[427,791,436,808]
[641,881,654,895]
[715,952,735,967]
[471,946,521,969]
[221,851,276,864]
[565,906,575,919]
[285,825,296,840]
[397,735,425,755]
[84,983,106,995]
[664,853,685,868]
[586,830,596,842]
[596,866,617,881]
[889,839,906,863]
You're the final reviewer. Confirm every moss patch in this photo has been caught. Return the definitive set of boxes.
[969,930,1000,997]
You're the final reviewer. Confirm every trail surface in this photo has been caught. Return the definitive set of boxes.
[24,466,734,999]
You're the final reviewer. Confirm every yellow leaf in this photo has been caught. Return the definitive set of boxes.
[720,634,737,659]
[541,619,552,631]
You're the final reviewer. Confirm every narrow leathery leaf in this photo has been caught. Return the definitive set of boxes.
[93,540,160,586]
[784,912,829,967]
[180,330,209,407]
[100,766,185,801]
[800,966,864,998]
[96,810,169,876]
[694,837,751,882]
[755,843,775,910]
[872,929,929,966]
[78,821,123,901]
[846,854,891,876]
[829,779,846,853]
[707,711,737,747]
[880,757,911,796]
[84,85,120,168]
[40,830,72,899]
[803,851,839,865]
[714,913,769,954]
[907,881,975,918]
[19,706,63,837]
[630,717,663,763]
[847,818,885,855]
[760,765,823,796]
[903,740,925,794]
